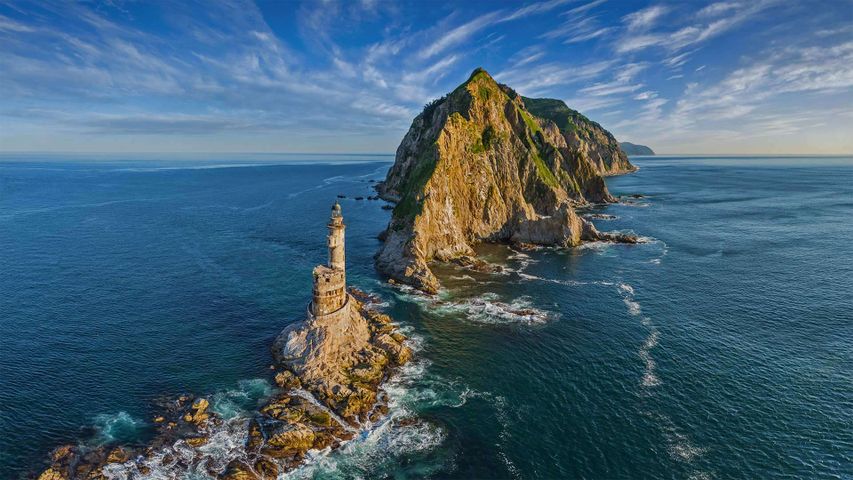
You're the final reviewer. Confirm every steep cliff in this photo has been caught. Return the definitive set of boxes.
[522,97,637,175]
[376,68,636,293]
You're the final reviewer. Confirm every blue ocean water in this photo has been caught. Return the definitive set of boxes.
[0,155,851,479]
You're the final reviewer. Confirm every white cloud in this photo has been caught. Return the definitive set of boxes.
[615,0,780,54]
[623,5,668,31]
[697,2,739,18]
[495,60,614,96]
[634,91,658,100]
[501,0,576,22]
[0,14,35,32]
[418,12,501,59]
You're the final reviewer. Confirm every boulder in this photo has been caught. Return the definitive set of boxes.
[263,423,316,457]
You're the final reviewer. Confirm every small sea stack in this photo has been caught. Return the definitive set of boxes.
[35,203,412,480]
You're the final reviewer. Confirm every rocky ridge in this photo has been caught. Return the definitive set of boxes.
[522,97,637,175]
[375,68,638,293]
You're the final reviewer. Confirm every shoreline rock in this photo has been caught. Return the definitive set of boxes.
[34,289,410,480]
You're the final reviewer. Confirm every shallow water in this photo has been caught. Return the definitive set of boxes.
[1,155,851,478]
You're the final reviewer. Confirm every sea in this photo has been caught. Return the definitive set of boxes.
[1,154,851,479]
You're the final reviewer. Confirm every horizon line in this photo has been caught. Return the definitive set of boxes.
[1,151,852,158]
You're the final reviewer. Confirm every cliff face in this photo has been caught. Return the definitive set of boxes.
[522,97,637,175]
[376,68,635,293]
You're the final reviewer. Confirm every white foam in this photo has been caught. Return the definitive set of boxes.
[290,389,357,433]
[624,298,641,316]
[578,240,611,251]
[618,284,663,390]
[210,378,273,419]
[92,411,143,446]
[284,347,448,479]
[449,274,476,281]
[643,411,709,468]
[433,292,554,326]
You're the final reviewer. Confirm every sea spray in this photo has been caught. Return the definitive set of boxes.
[92,412,144,446]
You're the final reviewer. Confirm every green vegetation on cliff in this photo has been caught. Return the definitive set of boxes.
[522,96,635,175]
[376,68,638,293]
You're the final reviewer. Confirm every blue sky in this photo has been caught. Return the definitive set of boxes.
[1,0,851,154]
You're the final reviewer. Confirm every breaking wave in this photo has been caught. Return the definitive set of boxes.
[99,319,446,479]
[432,292,555,326]
[284,342,450,479]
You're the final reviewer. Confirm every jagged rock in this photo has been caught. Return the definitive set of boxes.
[374,333,413,365]
[104,447,130,464]
[37,468,67,480]
[263,423,316,457]
[523,97,637,175]
[272,298,372,411]
[185,435,209,447]
[221,460,260,480]
[375,68,637,292]
[51,445,74,463]
[274,370,301,389]
[254,458,279,479]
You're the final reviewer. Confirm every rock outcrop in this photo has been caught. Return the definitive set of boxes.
[35,394,218,480]
[272,288,412,424]
[375,68,637,293]
[522,97,637,175]
[620,142,655,156]
[36,207,412,480]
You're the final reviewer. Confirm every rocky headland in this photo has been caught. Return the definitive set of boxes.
[619,142,655,156]
[36,206,412,480]
[375,68,639,293]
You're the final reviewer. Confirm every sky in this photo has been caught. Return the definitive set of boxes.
[1,0,852,155]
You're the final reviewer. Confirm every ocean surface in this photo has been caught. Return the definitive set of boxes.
[1,154,851,479]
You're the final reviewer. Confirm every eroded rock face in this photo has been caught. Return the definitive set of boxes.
[273,298,370,396]
[376,68,636,293]
[522,97,637,176]
[272,289,412,424]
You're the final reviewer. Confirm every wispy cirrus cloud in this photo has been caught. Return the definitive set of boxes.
[615,0,780,54]
[623,5,668,31]
[1,0,850,154]
[418,12,502,59]
[495,60,615,96]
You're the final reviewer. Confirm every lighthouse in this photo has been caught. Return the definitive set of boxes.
[310,202,347,317]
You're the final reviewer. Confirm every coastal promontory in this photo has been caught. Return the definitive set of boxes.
[375,68,637,293]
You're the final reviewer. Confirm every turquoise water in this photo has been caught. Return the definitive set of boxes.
[1,155,851,478]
